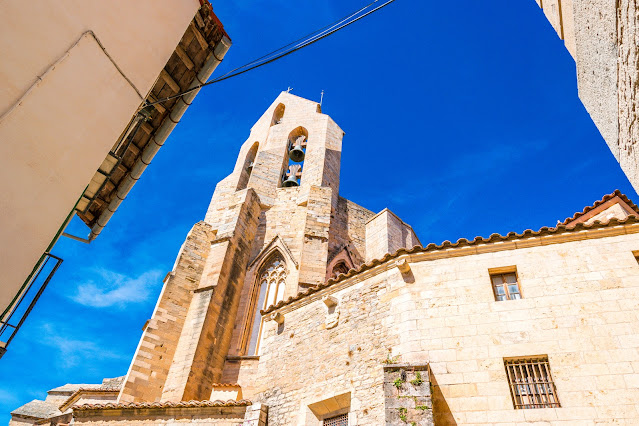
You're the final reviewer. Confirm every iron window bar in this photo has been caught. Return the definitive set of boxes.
[0,253,63,359]
[504,357,560,409]
[324,413,348,426]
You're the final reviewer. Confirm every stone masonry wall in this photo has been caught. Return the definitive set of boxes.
[617,0,639,191]
[161,189,261,402]
[327,197,375,268]
[228,226,639,424]
[535,0,639,194]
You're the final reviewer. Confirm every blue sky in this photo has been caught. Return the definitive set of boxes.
[1,0,636,421]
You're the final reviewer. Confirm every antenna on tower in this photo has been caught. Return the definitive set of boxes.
[320,90,324,106]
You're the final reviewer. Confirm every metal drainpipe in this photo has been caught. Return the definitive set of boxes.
[88,35,232,241]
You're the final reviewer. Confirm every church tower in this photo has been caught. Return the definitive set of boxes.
[117,92,412,403]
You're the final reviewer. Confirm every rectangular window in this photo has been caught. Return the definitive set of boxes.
[490,270,521,301]
[504,357,560,409]
[324,413,348,426]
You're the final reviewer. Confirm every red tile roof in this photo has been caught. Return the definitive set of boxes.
[262,191,639,315]
[74,399,251,411]
[559,190,639,226]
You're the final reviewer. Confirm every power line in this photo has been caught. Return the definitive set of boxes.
[143,0,397,110]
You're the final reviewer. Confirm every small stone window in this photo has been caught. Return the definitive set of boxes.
[271,103,285,125]
[331,261,349,279]
[489,268,521,301]
[323,413,348,426]
[504,356,560,409]
[633,250,639,265]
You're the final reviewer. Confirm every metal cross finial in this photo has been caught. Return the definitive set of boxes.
[286,87,293,93]
[320,89,324,106]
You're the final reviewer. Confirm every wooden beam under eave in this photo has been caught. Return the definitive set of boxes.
[140,122,153,134]
[147,94,167,114]
[190,22,209,50]
[160,69,180,93]
[175,45,195,70]
[194,11,205,28]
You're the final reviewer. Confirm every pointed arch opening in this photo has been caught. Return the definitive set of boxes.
[281,126,309,188]
[237,142,259,191]
[246,251,288,355]
[330,261,350,279]
[271,103,285,126]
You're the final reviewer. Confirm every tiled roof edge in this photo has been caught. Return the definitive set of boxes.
[73,399,252,411]
[262,215,639,314]
[59,388,120,411]
[560,190,639,225]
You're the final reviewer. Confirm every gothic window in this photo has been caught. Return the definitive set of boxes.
[281,126,308,187]
[236,142,258,191]
[247,253,287,355]
[271,103,285,126]
[331,261,349,279]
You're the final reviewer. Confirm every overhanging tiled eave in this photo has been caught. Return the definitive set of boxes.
[76,3,229,231]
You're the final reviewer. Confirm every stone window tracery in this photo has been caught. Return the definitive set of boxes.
[247,253,287,355]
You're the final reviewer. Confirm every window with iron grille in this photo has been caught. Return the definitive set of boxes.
[323,413,348,426]
[490,271,522,301]
[504,357,560,409]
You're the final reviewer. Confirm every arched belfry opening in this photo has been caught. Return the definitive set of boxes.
[271,103,285,126]
[281,126,308,187]
[246,251,288,355]
[236,142,259,191]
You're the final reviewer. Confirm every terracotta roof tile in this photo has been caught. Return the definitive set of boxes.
[559,190,639,226]
[73,399,252,411]
[262,196,639,315]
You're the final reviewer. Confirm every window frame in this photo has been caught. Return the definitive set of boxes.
[504,356,560,409]
[489,269,522,301]
[323,413,348,426]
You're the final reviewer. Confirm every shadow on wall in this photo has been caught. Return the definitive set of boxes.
[430,368,457,426]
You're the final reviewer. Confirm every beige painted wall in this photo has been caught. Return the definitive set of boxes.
[231,227,639,424]
[0,0,200,318]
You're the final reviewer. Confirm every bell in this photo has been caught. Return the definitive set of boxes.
[282,175,299,187]
[282,164,301,187]
[288,137,306,162]
[246,161,254,174]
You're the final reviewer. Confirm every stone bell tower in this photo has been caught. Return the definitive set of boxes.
[117,92,376,403]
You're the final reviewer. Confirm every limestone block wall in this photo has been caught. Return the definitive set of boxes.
[161,189,261,402]
[327,197,375,268]
[617,0,639,191]
[534,1,639,193]
[230,225,639,424]
[236,270,401,425]
[365,209,420,262]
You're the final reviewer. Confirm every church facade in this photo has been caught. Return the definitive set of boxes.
[11,93,639,425]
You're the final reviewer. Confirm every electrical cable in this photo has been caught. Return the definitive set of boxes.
[143,0,397,110]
